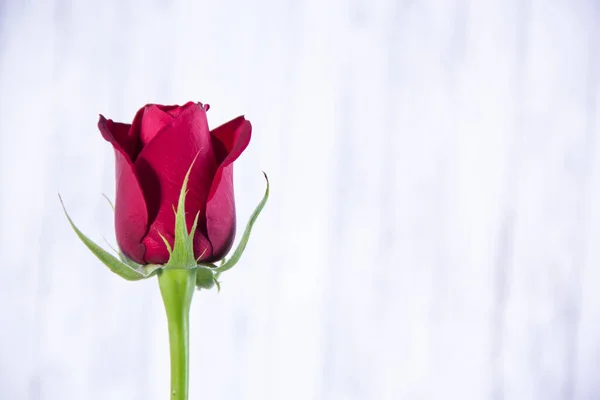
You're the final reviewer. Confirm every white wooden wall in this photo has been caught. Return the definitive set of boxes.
[1,0,599,399]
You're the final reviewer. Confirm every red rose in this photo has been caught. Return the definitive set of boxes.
[98,102,251,265]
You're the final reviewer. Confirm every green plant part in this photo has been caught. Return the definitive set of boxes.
[212,172,270,281]
[59,194,161,280]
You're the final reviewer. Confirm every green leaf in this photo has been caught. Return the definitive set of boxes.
[214,172,269,278]
[59,194,154,281]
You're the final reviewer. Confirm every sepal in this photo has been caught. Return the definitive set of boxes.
[162,157,202,270]
[213,172,269,280]
[59,194,160,281]
[61,165,269,288]
[193,172,269,291]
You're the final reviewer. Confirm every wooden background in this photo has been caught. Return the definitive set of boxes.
[1,0,599,399]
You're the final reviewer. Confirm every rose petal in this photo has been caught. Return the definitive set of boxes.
[156,104,184,114]
[161,101,201,118]
[98,115,138,160]
[193,227,214,263]
[204,117,252,260]
[139,105,176,147]
[135,104,218,264]
[209,116,249,164]
[98,116,148,264]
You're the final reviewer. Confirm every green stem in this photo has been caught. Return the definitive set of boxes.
[158,268,197,400]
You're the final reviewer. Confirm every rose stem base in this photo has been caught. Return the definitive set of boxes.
[158,268,197,400]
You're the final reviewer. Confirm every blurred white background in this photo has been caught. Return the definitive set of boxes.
[1,0,599,399]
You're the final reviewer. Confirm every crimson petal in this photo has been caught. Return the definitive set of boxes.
[135,103,217,264]
[162,101,202,118]
[98,115,139,161]
[204,117,252,260]
[139,105,177,147]
[98,116,148,264]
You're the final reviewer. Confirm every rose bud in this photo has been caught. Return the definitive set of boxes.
[59,102,268,400]
[97,102,251,266]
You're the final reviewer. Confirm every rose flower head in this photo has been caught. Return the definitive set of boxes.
[98,102,251,265]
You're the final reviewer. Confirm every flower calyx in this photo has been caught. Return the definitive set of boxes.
[60,161,269,291]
